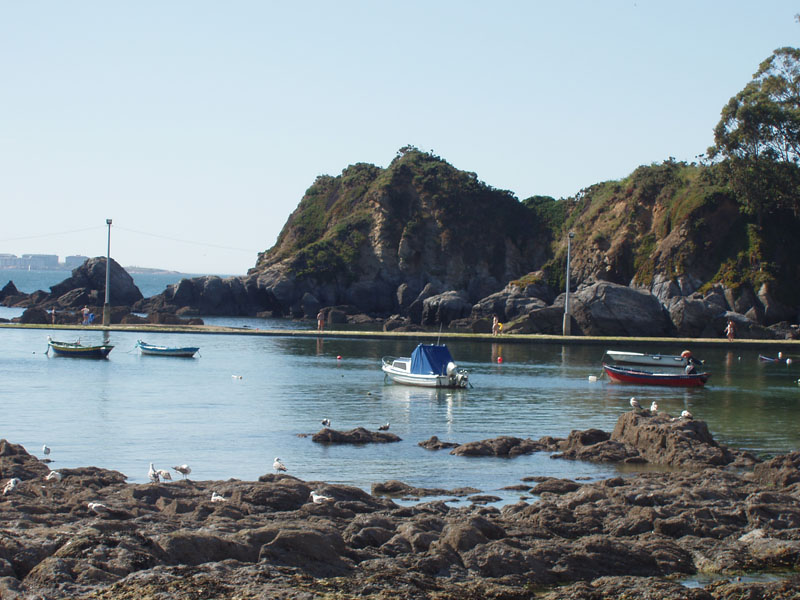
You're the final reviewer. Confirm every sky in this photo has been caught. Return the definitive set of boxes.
[1,2,798,275]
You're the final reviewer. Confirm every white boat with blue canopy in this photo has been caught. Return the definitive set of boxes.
[136,340,199,358]
[382,343,470,388]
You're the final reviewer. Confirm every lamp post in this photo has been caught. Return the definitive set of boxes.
[562,231,575,336]
[102,219,112,326]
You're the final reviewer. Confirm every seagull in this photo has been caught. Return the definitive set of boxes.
[148,463,160,483]
[681,410,693,419]
[211,491,226,503]
[310,491,334,504]
[3,478,21,495]
[43,444,51,457]
[321,418,331,428]
[273,457,287,472]
[156,469,172,482]
[630,397,641,410]
[173,464,192,479]
[378,423,390,431]
[650,401,658,412]
[87,501,107,514]
[45,471,62,482]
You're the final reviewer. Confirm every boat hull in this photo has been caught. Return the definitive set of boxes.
[48,342,113,358]
[137,341,199,357]
[382,364,459,388]
[603,364,709,388]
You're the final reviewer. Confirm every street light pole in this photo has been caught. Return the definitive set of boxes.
[102,219,112,326]
[563,231,575,336]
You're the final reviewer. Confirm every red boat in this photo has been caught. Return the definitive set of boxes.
[602,363,709,388]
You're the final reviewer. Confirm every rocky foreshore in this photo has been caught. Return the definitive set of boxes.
[2,411,800,599]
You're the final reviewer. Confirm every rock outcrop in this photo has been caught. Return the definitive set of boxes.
[0,416,798,599]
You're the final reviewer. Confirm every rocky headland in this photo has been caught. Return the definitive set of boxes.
[2,410,799,599]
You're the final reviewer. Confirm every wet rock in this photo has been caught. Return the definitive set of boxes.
[311,427,401,444]
[418,436,460,450]
[449,436,546,457]
[371,480,479,498]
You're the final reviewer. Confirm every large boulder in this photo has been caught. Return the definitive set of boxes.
[49,257,142,307]
[568,281,674,337]
[422,290,472,326]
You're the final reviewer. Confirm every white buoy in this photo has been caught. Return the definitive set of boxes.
[588,375,598,382]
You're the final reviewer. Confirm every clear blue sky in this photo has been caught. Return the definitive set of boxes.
[1,2,797,274]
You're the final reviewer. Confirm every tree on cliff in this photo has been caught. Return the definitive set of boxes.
[709,46,800,221]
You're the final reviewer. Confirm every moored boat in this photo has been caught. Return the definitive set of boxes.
[603,363,709,388]
[382,343,469,388]
[136,340,199,358]
[46,337,113,359]
[604,349,701,369]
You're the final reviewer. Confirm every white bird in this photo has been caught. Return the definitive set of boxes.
[173,464,192,479]
[378,423,390,431]
[3,478,21,495]
[650,401,658,412]
[630,397,641,410]
[310,491,334,504]
[681,410,693,419]
[273,457,287,472]
[321,418,331,428]
[87,501,107,514]
[42,444,51,457]
[211,491,226,503]
[45,470,62,482]
[156,469,172,482]
[148,463,159,483]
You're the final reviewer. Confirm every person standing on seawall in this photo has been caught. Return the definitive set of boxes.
[317,309,325,332]
[725,319,736,341]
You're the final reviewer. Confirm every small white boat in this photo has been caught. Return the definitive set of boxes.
[604,350,700,369]
[382,343,469,388]
[136,340,199,358]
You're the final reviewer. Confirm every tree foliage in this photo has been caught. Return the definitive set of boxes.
[709,47,800,219]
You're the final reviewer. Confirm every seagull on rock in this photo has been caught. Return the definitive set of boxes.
[211,491,226,503]
[321,418,331,428]
[681,410,693,419]
[629,397,641,410]
[650,401,658,413]
[43,444,51,458]
[156,469,172,482]
[45,471,62,483]
[310,491,334,504]
[173,464,192,479]
[87,502,107,514]
[378,423,390,431]
[273,457,287,472]
[3,478,21,495]
[148,463,160,483]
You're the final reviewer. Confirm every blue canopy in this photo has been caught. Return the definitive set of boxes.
[410,344,455,375]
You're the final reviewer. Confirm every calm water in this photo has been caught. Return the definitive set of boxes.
[2,327,799,505]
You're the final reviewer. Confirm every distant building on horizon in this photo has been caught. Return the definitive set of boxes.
[0,253,89,270]
[64,255,89,269]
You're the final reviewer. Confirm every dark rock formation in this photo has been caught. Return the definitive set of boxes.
[418,436,460,450]
[49,257,143,307]
[371,480,480,498]
[311,427,402,444]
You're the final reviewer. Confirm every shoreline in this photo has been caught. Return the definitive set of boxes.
[2,321,800,350]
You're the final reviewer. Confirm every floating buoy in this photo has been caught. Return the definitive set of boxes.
[497,356,503,363]
[788,358,793,366]
[337,355,342,360]
[588,375,598,382]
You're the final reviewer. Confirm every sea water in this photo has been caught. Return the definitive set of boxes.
[1,328,799,505]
